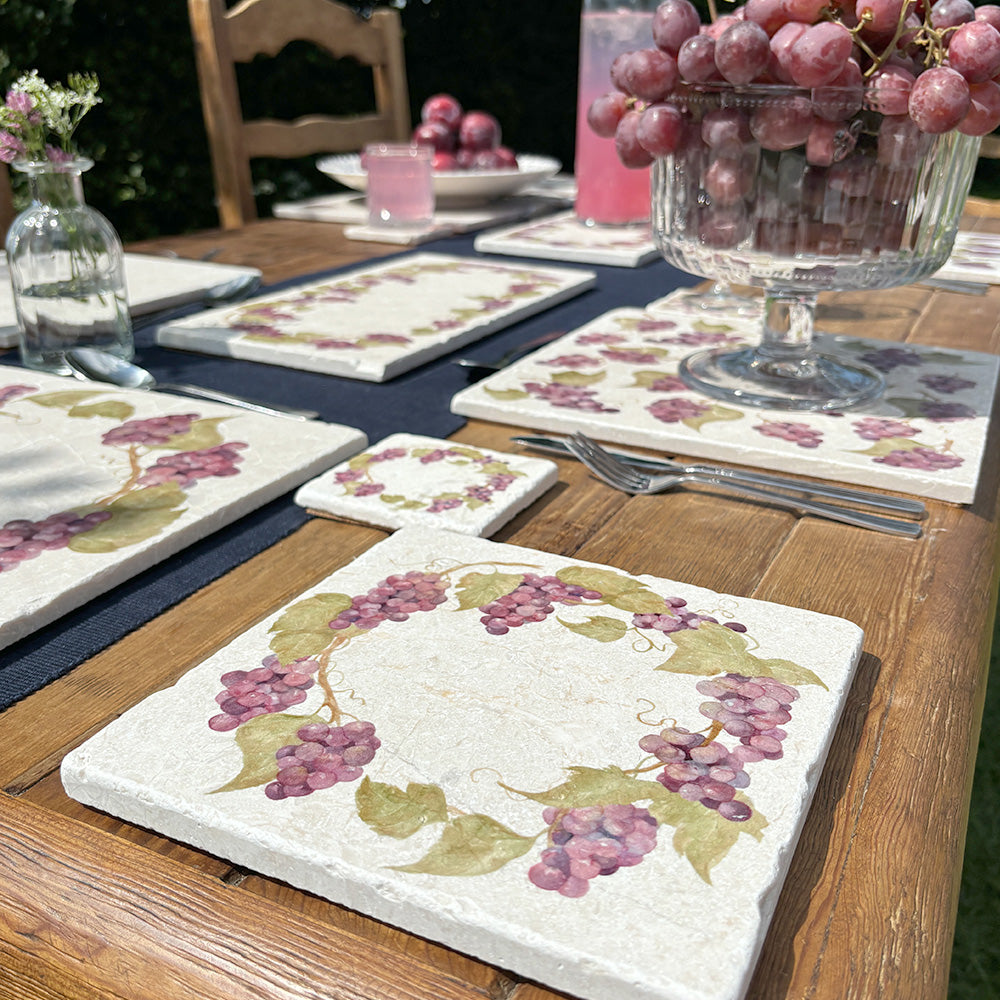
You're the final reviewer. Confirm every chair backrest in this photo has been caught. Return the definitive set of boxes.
[188,0,411,229]
[1,164,16,239]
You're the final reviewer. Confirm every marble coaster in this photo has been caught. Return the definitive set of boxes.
[450,303,1000,503]
[474,210,659,267]
[273,191,572,243]
[62,525,864,1000]
[156,253,595,382]
[0,370,366,650]
[294,433,558,536]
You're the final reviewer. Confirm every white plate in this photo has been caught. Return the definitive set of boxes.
[316,153,561,208]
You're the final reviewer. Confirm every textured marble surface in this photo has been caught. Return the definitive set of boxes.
[0,370,365,650]
[294,432,558,535]
[450,294,999,503]
[63,526,864,1000]
[156,252,595,381]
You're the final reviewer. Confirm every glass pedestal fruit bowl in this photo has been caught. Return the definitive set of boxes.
[650,84,980,411]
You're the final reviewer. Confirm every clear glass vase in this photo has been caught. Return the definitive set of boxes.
[5,157,132,374]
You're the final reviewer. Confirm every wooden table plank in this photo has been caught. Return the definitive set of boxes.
[2,212,999,1000]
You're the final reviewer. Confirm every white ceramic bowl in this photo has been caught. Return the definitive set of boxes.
[316,152,561,209]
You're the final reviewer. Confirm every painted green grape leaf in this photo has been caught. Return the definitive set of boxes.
[606,588,671,613]
[631,369,673,388]
[355,776,448,838]
[148,417,229,452]
[502,765,664,809]
[684,404,745,431]
[390,814,536,876]
[556,566,643,599]
[882,397,933,419]
[67,400,136,421]
[347,451,375,469]
[67,483,186,553]
[551,370,606,387]
[449,446,488,461]
[25,390,105,409]
[852,436,920,457]
[557,615,628,643]
[648,793,767,883]
[479,461,523,477]
[453,571,524,611]
[658,623,827,688]
[692,320,742,334]
[210,711,326,793]
[484,387,529,401]
[753,656,829,689]
[268,592,351,662]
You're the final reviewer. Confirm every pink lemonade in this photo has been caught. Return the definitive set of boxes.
[365,144,435,229]
[575,9,654,226]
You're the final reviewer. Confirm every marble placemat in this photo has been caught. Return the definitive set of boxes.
[156,253,596,382]
[0,253,262,348]
[931,230,1000,285]
[474,210,660,268]
[62,524,863,1000]
[294,432,558,536]
[0,369,366,651]
[450,298,999,503]
[273,191,572,245]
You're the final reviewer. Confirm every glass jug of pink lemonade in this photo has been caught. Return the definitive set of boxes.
[575,0,658,226]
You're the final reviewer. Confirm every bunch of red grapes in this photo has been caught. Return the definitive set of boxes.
[588,0,1000,169]
[412,93,519,171]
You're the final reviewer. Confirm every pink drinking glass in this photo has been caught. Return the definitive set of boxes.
[364,143,435,229]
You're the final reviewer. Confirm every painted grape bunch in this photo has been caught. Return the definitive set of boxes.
[477,572,603,635]
[328,570,450,631]
[1,405,248,574]
[209,654,323,731]
[528,804,659,898]
[266,721,381,800]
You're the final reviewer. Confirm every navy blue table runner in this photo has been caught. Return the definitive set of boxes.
[0,232,695,710]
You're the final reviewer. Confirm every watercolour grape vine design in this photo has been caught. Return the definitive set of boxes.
[207,557,828,890]
[0,383,249,573]
[476,309,980,472]
[225,258,566,352]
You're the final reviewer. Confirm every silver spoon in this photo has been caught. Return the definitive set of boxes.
[132,271,262,332]
[65,347,319,420]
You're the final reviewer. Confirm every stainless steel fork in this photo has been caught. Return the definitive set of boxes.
[566,433,922,538]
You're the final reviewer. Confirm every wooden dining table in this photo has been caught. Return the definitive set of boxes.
[2,202,999,1000]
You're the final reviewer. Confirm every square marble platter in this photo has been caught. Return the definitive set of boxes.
[155,252,595,382]
[294,432,558,536]
[930,230,1000,285]
[0,253,262,347]
[63,525,864,1000]
[473,210,660,267]
[0,369,366,651]
[451,293,1000,503]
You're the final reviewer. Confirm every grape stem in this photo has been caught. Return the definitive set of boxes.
[846,0,953,77]
[95,442,144,505]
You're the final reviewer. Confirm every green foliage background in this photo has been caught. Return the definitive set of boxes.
[0,0,581,240]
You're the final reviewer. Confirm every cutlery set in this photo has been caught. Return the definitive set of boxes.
[515,432,926,538]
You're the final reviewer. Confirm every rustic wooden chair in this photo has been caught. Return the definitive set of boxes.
[187,0,411,229]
